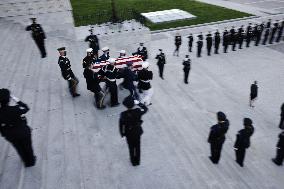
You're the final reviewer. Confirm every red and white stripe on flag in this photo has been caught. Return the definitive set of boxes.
[91,55,143,72]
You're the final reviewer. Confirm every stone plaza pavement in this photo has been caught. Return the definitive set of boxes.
[0,0,284,189]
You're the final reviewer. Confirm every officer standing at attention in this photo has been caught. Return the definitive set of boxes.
[234,118,254,167]
[173,33,182,56]
[246,23,253,47]
[230,26,236,51]
[276,20,283,42]
[269,22,278,44]
[0,89,36,167]
[187,33,194,52]
[262,27,270,45]
[98,58,120,107]
[57,47,80,97]
[206,32,213,56]
[99,47,110,62]
[223,31,229,53]
[255,24,262,46]
[137,43,148,61]
[82,48,96,68]
[155,49,166,80]
[208,111,229,164]
[26,18,46,58]
[266,19,272,29]
[119,96,148,166]
[279,103,284,129]
[238,25,245,49]
[197,33,203,57]
[85,27,100,58]
[214,30,221,54]
[182,55,191,84]
[272,131,284,166]
[250,81,258,108]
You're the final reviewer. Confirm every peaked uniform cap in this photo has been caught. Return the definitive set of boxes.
[86,48,93,53]
[142,61,150,68]
[57,47,66,51]
[102,47,109,51]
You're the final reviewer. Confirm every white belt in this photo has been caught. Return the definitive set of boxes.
[140,79,150,83]
[106,78,116,82]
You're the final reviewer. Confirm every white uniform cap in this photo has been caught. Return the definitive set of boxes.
[119,50,126,54]
[108,58,116,64]
[102,47,109,51]
[142,61,150,69]
[86,48,93,53]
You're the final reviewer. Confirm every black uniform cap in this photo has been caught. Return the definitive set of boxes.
[57,47,66,51]
[217,111,226,121]
[30,18,36,21]
[0,88,10,103]
[244,118,253,126]
[123,96,135,109]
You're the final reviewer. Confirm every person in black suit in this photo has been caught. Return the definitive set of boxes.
[234,118,254,167]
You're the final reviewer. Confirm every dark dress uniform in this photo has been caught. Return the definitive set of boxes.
[230,28,236,51]
[276,21,284,42]
[99,53,110,62]
[155,52,166,79]
[279,103,284,129]
[250,83,258,101]
[208,112,229,164]
[98,64,120,106]
[26,21,46,58]
[58,55,80,97]
[234,118,254,167]
[183,58,191,84]
[262,28,270,45]
[174,35,182,56]
[0,90,36,167]
[223,33,229,53]
[188,35,194,52]
[82,54,97,68]
[255,25,262,46]
[120,66,139,100]
[272,131,284,165]
[119,97,148,166]
[206,34,213,56]
[238,27,245,49]
[137,69,153,91]
[83,67,105,109]
[85,34,100,57]
[214,31,221,54]
[137,47,148,61]
[246,25,252,47]
[197,38,203,57]
[269,23,278,44]
[266,20,271,29]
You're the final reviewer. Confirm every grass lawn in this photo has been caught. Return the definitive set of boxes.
[70,0,252,31]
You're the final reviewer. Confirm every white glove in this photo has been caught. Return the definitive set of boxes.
[11,95,20,103]
[134,100,140,105]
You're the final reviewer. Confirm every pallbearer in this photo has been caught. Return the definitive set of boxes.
[137,43,148,61]
[138,62,153,106]
[57,47,80,97]
[99,47,110,62]
[85,27,100,58]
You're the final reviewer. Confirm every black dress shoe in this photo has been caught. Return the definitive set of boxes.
[72,93,80,97]
[111,103,120,107]
[272,158,282,166]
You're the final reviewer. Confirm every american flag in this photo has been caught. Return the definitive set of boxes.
[91,55,144,72]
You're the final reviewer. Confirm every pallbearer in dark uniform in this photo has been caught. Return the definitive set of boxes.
[234,118,254,167]
[252,24,258,41]
[155,49,166,79]
[208,111,229,164]
[246,23,253,47]
[137,43,148,61]
[255,24,262,46]
[269,22,278,44]
[99,47,110,62]
[82,48,96,68]
[83,62,105,109]
[119,96,148,166]
[85,27,100,58]
[197,33,203,57]
[182,55,191,84]
[173,33,182,56]
[249,81,258,107]
[276,20,283,42]
[262,28,270,45]
[266,19,272,29]
[206,32,213,56]
[120,62,139,100]
[98,58,120,107]
[187,33,194,52]
[0,89,36,167]
[26,18,46,58]
[272,131,284,166]
[238,25,245,49]
[214,30,221,54]
[279,103,284,129]
[223,31,229,53]
[57,47,80,97]
[138,62,153,106]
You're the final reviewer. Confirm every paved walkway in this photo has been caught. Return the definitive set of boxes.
[0,1,284,189]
